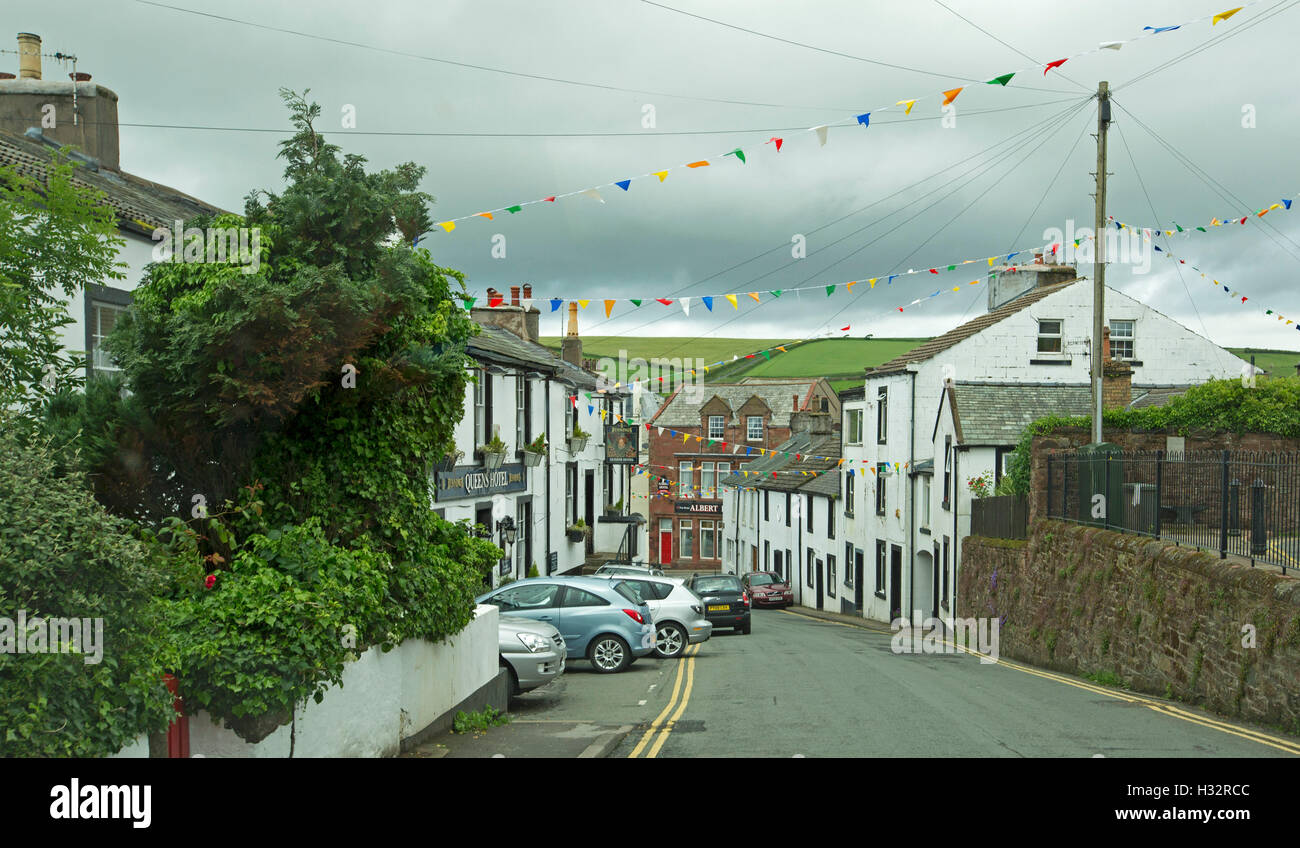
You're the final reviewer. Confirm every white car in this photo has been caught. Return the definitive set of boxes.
[592,575,713,659]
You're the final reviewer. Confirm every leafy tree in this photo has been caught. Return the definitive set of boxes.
[0,421,175,756]
[0,154,125,427]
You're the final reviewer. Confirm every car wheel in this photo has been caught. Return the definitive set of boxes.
[654,623,687,659]
[589,634,631,673]
[740,620,752,635]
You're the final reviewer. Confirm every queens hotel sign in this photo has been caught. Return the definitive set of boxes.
[435,463,527,501]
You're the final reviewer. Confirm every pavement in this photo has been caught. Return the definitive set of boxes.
[404,719,632,759]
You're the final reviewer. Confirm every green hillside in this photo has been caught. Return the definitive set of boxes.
[1228,347,1299,378]
[539,336,792,366]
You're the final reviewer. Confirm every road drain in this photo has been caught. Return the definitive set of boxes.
[665,720,706,733]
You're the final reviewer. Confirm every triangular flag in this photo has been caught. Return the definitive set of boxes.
[1044,58,1068,74]
[604,299,615,318]
[725,294,738,309]
[812,125,828,146]
[856,113,871,128]
[631,299,642,306]
[656,298,673,306]
[680,297,691,316]
[986,73,1015,86]
[521,298,533,312]
[582,189,605,203]
[896,99,917,114]
[1099,41,1124,50]
[702,296,713,311]
[578,299,590,309]
[475,212,493,221]
[748,292,761,303]
[766,137,783,152]
[439,221,456,232]
[615,179,631,191]
[726,148,746,163]
[771,289,782,297]
[1212,7,1242,25]
[1143,25,1181,33]
[825,285,835,296]
[544,196,556,202]
[687,160,709,168]
[506,205,522,213]
[1284,199,1293,210]
[462,296,476,311]
[653,171,668,182]
[941,87,963,105]
[550,298,563,312]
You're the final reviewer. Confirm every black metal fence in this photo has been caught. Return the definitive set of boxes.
[971,494,1028,540]
[1045,448,1300,574]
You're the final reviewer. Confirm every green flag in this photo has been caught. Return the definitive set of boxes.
[826,285,836,296]
[630,299,642,306]
[986,72,1015,86]
[771,290,783,297]
[506,205,522,213]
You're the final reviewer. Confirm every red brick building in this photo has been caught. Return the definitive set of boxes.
[646,378,839,569]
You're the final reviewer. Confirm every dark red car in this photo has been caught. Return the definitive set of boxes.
[741,571,793,608]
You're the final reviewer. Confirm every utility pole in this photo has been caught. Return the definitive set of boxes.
[1090,81,1111,445]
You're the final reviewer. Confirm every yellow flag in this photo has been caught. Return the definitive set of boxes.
[579,299,590,309]
[725,294,738,309]
[1212,7,1242,25]
[439,221,456,232]
[869,278,877,288]
[896,99,917,114]
[988,257,995,266]
[653,171,669,182]
[604,299,615,318]
[683,433,690,444]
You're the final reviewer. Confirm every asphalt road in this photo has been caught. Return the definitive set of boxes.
[515,606,1300,758]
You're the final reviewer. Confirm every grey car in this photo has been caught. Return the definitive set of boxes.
[593,575,713,659]
[497,615,566,695]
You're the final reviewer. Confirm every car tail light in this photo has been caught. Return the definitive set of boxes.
[622,609,644,624]
[742,591,750,607]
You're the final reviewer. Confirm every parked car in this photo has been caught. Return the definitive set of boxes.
[591,574,712,659]
[686,573,751,635]
[740,571,794,608]
[476,577,654,673]
[594,563,665,577]
[497,615,566,695]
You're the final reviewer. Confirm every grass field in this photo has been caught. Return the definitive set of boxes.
[541,337,1298,386]
[1227,347,1299,378]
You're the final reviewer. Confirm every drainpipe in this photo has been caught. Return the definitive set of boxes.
[545,377,552,574]
[907,376,917,625]
[797,496,804,606]
[755,491,763,577]
[952,447,960,622]
[732,483,741,577]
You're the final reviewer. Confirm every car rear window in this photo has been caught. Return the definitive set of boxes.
[693,576,741,594]
[611,582,644,605]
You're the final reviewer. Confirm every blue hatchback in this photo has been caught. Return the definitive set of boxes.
[477,577,654,673]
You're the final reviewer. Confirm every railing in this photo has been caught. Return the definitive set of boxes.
[971,494,1028,540]
[1045,448,1300,574]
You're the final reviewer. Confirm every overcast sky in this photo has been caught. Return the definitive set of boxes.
[19,0,1300,351]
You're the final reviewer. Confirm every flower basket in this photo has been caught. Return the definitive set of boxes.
[483,450,505,470]
[566,528,585,543]
[523,450,544,467]
[568,436,588,453]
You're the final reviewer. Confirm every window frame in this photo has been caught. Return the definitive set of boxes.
[876,386,888,445]
[875,464,888,514]
[679,519,694,559]
[1110,319,1135,360]
[708,415,725,439]
[679,461,694,499]
[846,408,864,445]
[875,540,887,599]
[1036,318,1064,355]
[845,472,855,517]
[700,519,716,559]
[747,415,764,441]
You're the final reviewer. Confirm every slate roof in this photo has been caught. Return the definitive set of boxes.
[651,379,820,428]
[468,325,609,390]
[0,128,228,237]
[718,431,842,496]
[947,382,1093,446]
[866,278,1080,376]
[1128,385,1192,409]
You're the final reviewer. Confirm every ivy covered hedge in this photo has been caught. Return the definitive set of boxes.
[1003,376,1300,495]
[1,90,501,753]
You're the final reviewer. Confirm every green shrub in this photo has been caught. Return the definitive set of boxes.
[0,423,175,756]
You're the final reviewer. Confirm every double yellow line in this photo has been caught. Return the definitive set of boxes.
[627,643,700,758]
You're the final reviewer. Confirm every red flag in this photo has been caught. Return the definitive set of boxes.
[767,136,783,152]
[929,268,938,274]
[1044,58,1068,74]
[656,298,673,305]
[544,196,556,202]
[841,325,850,331]
[488,296,504,307]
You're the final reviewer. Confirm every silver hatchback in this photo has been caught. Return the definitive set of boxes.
[497,615,566,695]
[593,575,713,659]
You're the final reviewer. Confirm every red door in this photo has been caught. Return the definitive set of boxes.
[659,519,673,565]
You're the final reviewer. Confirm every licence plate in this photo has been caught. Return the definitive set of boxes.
[708,604,728,612]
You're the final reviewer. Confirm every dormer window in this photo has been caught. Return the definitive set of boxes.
[708,415,725,439]
[747,416,763,441]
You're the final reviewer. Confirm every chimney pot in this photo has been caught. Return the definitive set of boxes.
[17,33,41,80]
[510,285,520,306]
[69,71,91,82]
[522,284,532,299]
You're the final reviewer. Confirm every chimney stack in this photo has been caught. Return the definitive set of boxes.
[17,33,40,80]
[562,301,583,366]
[510,285,520,306]
[1100,325,1132,410]
[521,285,539,342]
